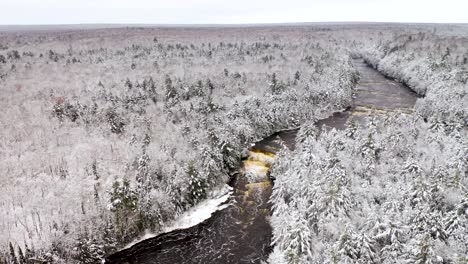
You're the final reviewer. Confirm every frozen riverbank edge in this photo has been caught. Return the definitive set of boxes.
[121,184,233,250]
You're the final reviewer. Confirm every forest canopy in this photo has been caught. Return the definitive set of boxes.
[0,24,466,263]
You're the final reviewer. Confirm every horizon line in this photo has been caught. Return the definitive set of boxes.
[1,21,467,27]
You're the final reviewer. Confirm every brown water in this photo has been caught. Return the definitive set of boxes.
[105,58,419,264]
[317,58,418,129]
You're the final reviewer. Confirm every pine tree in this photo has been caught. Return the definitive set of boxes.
[109,178,139,242]
[318,157,352,218]
[143,133,151,148]
[335,227,377,263]
[106,108,125,134]
[360,133,379,161]
[186,161,207,205]
[164,75,178,101]
[345,119,358,139]
[24,242,34,261]
[296,121,319,144]
[109,178,138,213]
[125,78,133,89]
[270,73,280,94]
[412,234,435,264]
[136,152,150,191]
[444,194,467,239]
[142,79,148,91]
[335,227,360,260]
[371,219,404,248]
[275,205,313,264]
[74,236,105,264]
[148,77,157,103]
[293,71,301,85]
[411,206,448,242]
[102,219,117,254]
[9,242,18,264]
[194,80,205,97]
[92,161,100,203]
[17,246,25,264]
[206,78,214,95]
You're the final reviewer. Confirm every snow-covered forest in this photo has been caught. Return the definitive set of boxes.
[0,26,357,262]
[0,24,466,263]
[269,114,466,263]
[268,25,467,263]
[357,27,468,125]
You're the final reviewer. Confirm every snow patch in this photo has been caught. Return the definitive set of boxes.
[122,232,157,250]
[162,184,233,233]
[122,184,233,249]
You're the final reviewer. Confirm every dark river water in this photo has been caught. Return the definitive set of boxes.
[105,58,418,264]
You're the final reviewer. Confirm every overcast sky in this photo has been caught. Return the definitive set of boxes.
[1,0,467,25]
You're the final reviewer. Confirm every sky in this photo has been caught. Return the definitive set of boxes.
[1,0,467,25]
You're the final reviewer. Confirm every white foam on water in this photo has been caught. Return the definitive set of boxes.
[244,161,269,182]
[248,151,275,164]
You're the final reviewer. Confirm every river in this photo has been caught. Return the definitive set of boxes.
[105,58,419,264]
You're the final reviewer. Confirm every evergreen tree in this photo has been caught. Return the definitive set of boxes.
[360,133,379,161]
[102,219,117,254]
[106,108,125,134]
[296,121,319,144]
[148,77,157,103]
[136,152,150,191]
[411,234,436,264]
[293,70,301,85]
[206,78,214,95]
[92,161,100,203]
[17,246,25,264]
[125,78,133,89]
[345,119,358,139]
[335,227,377,263]
[24,243,34,261]
[270,73,281,94]
[186,161,207,205]
[318,157,352,218]
[9,242,18,264]
[109,178,139,242]
[109,178,138,213]
[284,210,313,263]
[164,75,178,101]
[411,206,448,242]
[444,194,467,239]
[194,80,205,97]
[74,236,105,264]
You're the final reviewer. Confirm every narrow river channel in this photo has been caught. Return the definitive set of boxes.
[105,58,419,264]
